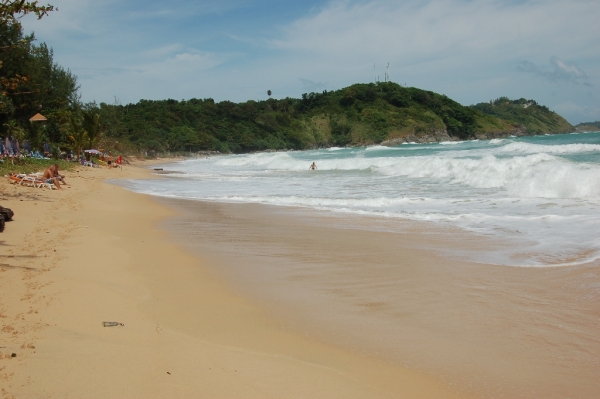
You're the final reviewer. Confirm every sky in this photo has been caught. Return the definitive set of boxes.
[21,0,600,124]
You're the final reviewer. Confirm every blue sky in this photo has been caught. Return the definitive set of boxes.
[22,0,600,124]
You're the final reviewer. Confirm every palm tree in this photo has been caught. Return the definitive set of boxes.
[83,111,102,149]
[3,119,25,141]
[64,112,87,158]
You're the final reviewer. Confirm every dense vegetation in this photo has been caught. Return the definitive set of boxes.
[470,97,573,135]
[575,121,600,131]
[89,84,573,154]
[0,1,91,157]
[0,1,575,157]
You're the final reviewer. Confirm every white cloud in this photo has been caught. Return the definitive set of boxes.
[551,57,588,79]
[270,0,600,64]
[143,51,223,75]
[141,44,184,60]
[517,57,592,87]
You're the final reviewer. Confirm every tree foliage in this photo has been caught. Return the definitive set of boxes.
[0,1,54,23]
[471,98,571,134]
[1,3,81,154]
[87,82,571,154]
[0,1,57,100]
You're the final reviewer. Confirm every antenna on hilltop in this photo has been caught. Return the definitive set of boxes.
[385,62,390,82]
[374,63,376,83]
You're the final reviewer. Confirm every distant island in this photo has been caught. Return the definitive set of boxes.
[94,82,575,154]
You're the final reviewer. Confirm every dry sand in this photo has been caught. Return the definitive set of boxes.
[0,161,470,398]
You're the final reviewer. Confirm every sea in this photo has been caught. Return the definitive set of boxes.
[125,131,600,268]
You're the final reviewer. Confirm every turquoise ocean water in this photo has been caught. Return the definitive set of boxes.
[125,131,600,267]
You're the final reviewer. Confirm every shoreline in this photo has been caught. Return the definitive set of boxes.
[0,160,471,398]
[155,197,600,398]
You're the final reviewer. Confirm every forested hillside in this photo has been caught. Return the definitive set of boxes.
[93,83,573,154]
[575,121,600,131]
[470,97,573,135]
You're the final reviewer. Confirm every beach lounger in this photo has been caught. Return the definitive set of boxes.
[7,174,30,185]
[34,179,58,190]
[19,176,41,187]
[6,173,57,189]
[7,173,44,187]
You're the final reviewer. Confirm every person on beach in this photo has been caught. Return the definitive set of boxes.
[310,162,317,170]
[43,166,62,189]
[53,164,68,185]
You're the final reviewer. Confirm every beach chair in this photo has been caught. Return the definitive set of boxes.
[34,179,58,190]
[7,173,27,185]
[19,176,39,187]
[7,173,44,187]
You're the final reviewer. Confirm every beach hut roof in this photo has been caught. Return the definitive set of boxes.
[29,113,48,122]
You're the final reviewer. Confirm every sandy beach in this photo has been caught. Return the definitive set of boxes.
[157,198,600,399]
[0,161,471,399]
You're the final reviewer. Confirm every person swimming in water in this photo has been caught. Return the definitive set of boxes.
[309,162,317,170]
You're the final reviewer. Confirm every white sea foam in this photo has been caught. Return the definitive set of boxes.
[126,132,600,267]
[439,141,463,145]
[498,142,600,154]
[365,145,392,151]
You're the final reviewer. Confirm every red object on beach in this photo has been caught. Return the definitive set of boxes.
[116,155,122,165]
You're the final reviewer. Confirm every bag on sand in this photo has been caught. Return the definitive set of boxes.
[0,207,14,221]
[0,214,5,233]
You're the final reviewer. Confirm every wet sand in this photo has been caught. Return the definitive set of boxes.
[159,198,600,398]
[1,162,469,398]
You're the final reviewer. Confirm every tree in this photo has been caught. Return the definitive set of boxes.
[0,1,54,23]
[3,117,23,139]
[0,6,79,149]
[64,111,86,158]
[0,1,58,114]
[82,109,101,149]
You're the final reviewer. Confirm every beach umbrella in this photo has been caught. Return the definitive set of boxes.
[84,149,103,154]
[29,113,47,122]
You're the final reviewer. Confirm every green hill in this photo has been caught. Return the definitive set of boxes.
[95,83,573,154]
[575,121,600,132]
[470,97,573,136]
